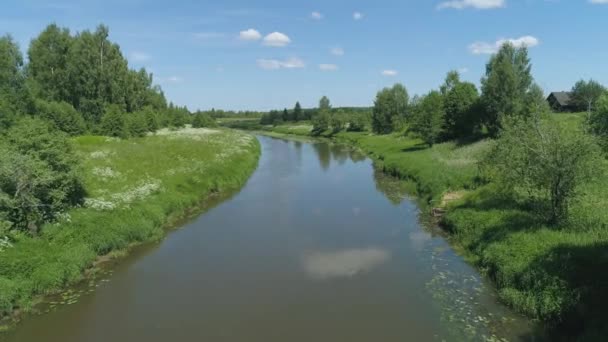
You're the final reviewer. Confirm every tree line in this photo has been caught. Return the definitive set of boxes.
[269,42,608,226]
[0,23,218,236]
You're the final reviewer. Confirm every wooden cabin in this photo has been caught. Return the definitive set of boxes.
[547,92,576,112]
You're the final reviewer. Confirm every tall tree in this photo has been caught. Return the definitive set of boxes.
[588,94,608,149]
[282,108,289,122]
[319,96,331,111]
[440,70,460,96]
[443,74,480,139]
[571,79,606,116]
[480,42,534,136]
[27,24,73,102]
[312,96,332,134]
[293,101,302,121]
[372,83,409,134]
[0,34,31,117]
[409,91,445,146]
[67,25,129,124]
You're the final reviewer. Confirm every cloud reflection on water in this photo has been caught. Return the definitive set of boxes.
[302,248,390,279]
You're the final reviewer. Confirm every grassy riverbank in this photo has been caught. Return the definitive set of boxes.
[0,128,260,325]
[232,117,608,339]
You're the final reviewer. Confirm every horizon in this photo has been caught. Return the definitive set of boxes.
[2,0,607,111]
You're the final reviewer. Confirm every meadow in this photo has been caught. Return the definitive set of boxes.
[0,128,260,325]
[235,113,608,338]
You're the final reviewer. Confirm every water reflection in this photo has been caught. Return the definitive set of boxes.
[302,248,391,279]
[372,168,410,206]
[311,142,366,171]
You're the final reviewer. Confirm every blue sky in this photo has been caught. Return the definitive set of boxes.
[1,0,607,111]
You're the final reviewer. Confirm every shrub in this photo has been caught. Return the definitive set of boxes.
[0,117,85,234]
[126,111,149,137]
[35,100,86,136]
[482,116,603,224]
[192,112,217,128]
[100,104,128,138]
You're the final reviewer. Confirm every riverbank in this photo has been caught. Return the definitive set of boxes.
[0,128,260,329]
[230,120,608,340]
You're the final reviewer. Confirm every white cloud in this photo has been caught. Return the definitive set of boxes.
[257,57,305,70]
[382,70,398,76]
[302,248,390,279]
[458,67,469,74]
[311,11,323,20]
[437,0,505,10]
[130,51,150,62]
[319,64,338,71]
[262,32,291,47]
[330,47,344,56]
[590,0,608,3]
[239,28,262,41]
[469,35,539,54]
[353,12,364,20]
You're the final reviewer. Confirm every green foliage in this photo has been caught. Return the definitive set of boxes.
[319,95,331,111]
[587,93,608,149]
[480,43,535,136]
[126,111,149,137]
[329,109,347,133]
[35,100,86,136]
[442,71,481,139]
[142,106,159,132]
[0,117,84,234]
[22,23,171,131]
[27,24,72,102]
[482,116,602,224]
[372,83,409,134]
[0,34,33,117]
[347,110,371,132]
[312,110,330,135]
[100,104,128,138]
[191,111,217,128]
[409,91,445,146]
[293,101,303,121]
[311,96,334,135]
[571,79,606,114]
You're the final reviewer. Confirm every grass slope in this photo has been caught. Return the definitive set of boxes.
[246,115,608,339]
[0,128,260,324]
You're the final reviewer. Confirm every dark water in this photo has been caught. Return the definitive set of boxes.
[3,136,536,341]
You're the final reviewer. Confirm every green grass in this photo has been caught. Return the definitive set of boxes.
[0,127,260,323]
[251,116,608,339]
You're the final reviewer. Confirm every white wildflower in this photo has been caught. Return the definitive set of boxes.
[0,236,13,253]
[92,167,121,179]
[89,150,113,159]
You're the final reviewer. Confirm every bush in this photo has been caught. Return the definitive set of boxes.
[0,117,85,234]
[588,93,608,149]
[126,111,149,137]
[482,116,603,224]
[409,91,445,146]
[100,104,128,138]
[35,100,86,136]
[192,112,217,128]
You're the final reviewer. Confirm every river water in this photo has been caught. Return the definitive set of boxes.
[3,135,537,341]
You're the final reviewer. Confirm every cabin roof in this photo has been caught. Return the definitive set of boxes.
[548,91,572,106]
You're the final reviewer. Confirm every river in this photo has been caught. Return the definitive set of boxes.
[2,135,537,341]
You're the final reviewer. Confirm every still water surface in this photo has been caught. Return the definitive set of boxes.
[4,136,536,341]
